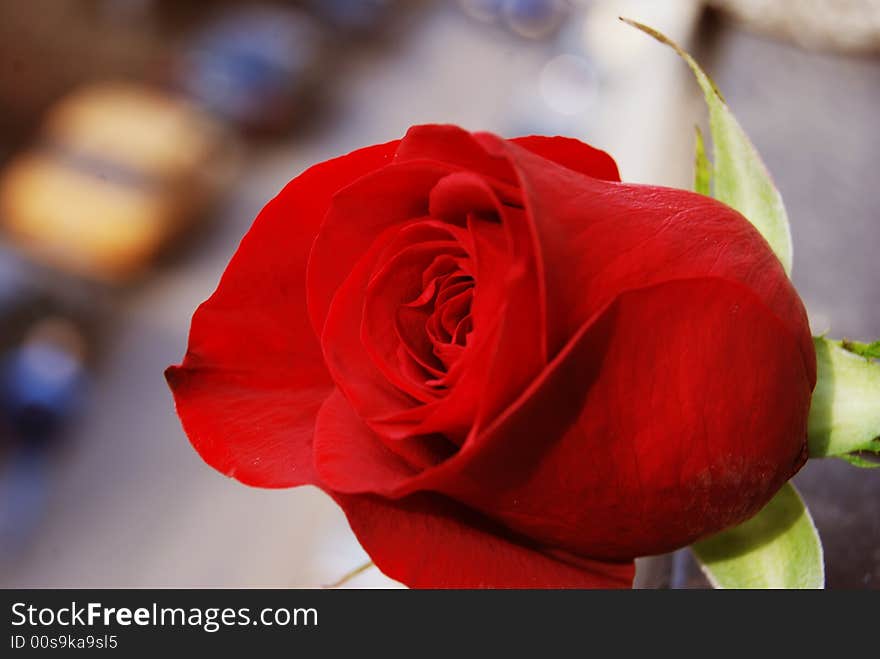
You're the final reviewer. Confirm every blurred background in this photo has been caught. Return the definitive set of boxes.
[0,0,877,589]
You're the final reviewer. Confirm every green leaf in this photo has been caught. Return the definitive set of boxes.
[692,483,824,589]
[693,126,711,196]
[622,18,793,276]
[863,438,880,452]
[842,339,880,360]
[809,336,880,458]
[838,453,880,469]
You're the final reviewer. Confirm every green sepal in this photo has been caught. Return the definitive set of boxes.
[692,483,824,589]
[809,337,880,459]
[622,17,793,275]
[842,339,880,360]
[693,126,711,196]
[838,453,880,469]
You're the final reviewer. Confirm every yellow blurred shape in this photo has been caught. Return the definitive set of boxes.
[0,82,234,282]
[0,152,170,281]
[43,82,224,180]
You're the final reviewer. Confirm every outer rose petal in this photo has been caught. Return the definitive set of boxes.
[394,125,621,185]
[307,160,456,336]
[509,135,620,182]
[415,278,813,559]
[314,388,422,492]
[333,492,634,588]
[394,124,518,184]
[166,140,398,487]
[487,135,814,374]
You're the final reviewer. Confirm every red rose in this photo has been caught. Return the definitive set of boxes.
[167,125,815,588]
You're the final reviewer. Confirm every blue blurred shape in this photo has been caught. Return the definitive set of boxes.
[1,329,87,448]
[178,7,322,130]
[503,0,567,39]
[304,0,394,32]
[0,448,49,558]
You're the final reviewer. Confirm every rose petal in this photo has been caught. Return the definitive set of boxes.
[321,221,431,423]
[428,169,522,222]
[509,135,620,182]
[307,160,456,335]
[315,388,454,485]
[492,137,815,379]
[314,283,618,499]
[362,237,467,401]
[332,491,634,588]
[417,278,814,559]
[165,368,330,488]
[166,140,398,487]
[425,171,549,432]
[395,124,517,185]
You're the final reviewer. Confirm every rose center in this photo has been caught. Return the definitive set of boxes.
[395,259,475,392]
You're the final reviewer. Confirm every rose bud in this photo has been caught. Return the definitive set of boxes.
[167,125,816,588]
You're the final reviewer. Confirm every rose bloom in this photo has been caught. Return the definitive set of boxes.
[167,125,815,588]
